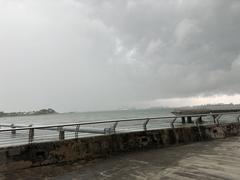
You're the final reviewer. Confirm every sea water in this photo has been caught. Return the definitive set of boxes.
[0,108,174,146]
[0,108,173,126]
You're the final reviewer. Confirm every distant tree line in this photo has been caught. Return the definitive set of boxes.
[0,108,57,117]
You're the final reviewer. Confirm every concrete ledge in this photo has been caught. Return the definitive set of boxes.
[0,122,240,172]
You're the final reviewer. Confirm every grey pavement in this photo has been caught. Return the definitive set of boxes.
[2,136,240,180]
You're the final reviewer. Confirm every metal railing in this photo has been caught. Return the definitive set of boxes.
[0,111,240,147]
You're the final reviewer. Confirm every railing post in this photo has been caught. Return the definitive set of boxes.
[58,126,65,140]
[11,124,16,135]
[210,113,216,124]
[29,128,34,143]
[111,121,118,134]
[198,116,203,124]
[210,114,221,124]
[187,116,193,123]
[143,118,150,131]
[171,117,177,128]
[215,114,221,124]
[75,124,80,138]
[195,116,203,125]
[181,117,186,124]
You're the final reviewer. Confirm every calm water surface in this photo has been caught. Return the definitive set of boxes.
[0,108,173,126]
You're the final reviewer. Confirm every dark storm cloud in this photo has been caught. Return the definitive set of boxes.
[1,0,240,111]
[84,0,240,96]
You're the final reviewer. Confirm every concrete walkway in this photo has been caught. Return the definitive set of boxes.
[2,136,240,180]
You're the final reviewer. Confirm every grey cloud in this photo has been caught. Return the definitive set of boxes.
[0,0,240,111]
[83,0,240,96]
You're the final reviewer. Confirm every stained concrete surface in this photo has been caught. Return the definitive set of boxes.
[1,136,240,180]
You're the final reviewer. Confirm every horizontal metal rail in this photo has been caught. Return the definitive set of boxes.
[0,111,239,147]
[0,116,175,132]
[1,111,239,132]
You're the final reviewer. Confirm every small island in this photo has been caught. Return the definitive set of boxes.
[0,108,57,118]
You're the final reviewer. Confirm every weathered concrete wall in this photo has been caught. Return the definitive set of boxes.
[0,123,240,172]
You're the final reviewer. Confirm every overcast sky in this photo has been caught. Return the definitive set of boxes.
[1,0,240,112]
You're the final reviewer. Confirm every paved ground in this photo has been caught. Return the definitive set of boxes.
[1,136,240,180]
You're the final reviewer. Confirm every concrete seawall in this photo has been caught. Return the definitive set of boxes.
[0,122,240,172]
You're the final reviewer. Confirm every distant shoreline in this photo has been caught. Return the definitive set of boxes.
[1,103,240,118]
[0,108,57,118]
